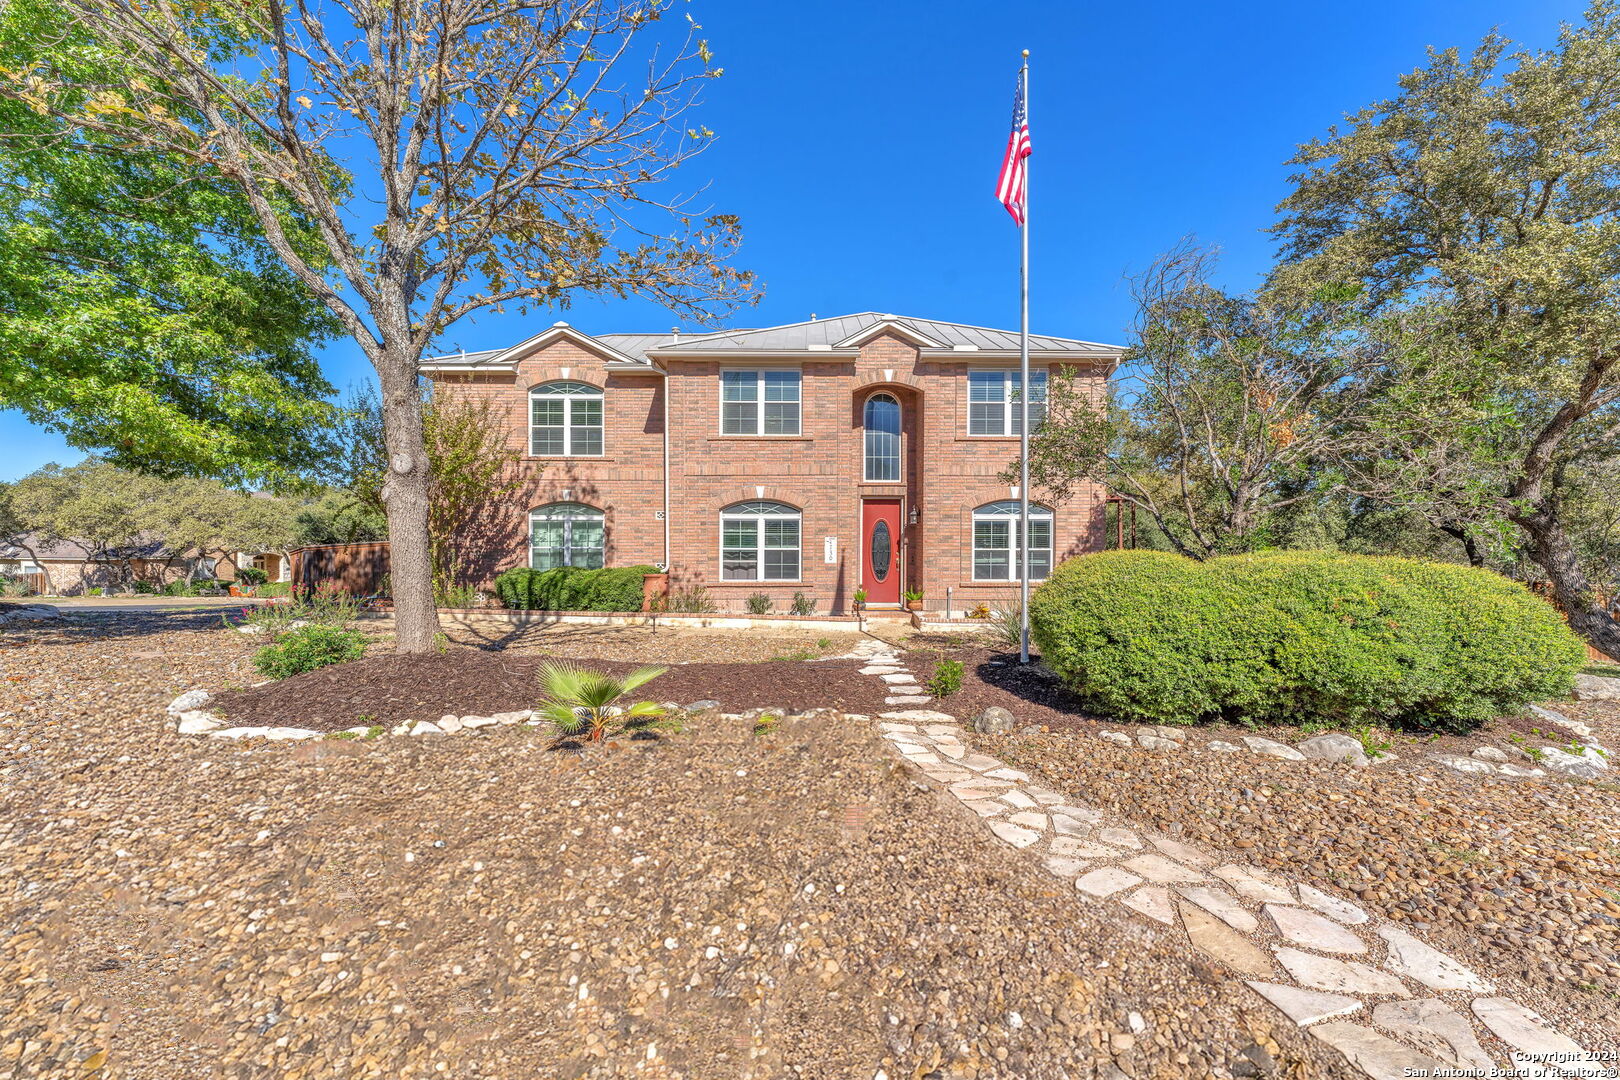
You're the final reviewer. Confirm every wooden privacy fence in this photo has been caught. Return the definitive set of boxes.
[289,542,391,596]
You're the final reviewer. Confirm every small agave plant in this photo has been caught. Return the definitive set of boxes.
[535,661,668,742]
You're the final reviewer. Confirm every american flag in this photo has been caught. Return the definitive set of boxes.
[996,76,1031,225]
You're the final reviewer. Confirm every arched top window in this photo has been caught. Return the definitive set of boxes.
[529,502,605,570]
[972,501,1054,582]
[863,393,902,482]
[529,381,604,457]
[720,500,801,581]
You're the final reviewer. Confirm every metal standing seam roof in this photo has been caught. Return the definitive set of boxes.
[420,312,1122,368]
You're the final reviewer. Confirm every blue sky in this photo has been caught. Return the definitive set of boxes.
[0,0,1588,480]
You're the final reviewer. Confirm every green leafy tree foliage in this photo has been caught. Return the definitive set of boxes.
[8,461,155,581]
[1022,244,1378,559]
[1271,2,1620,656]
[0,0,338,483]
[2,0,756,652]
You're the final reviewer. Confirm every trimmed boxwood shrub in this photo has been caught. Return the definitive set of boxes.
[253,624,368,679]
[495,565,660,612]
[1029,549,1587,729]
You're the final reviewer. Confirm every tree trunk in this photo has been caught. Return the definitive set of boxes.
[1517,508,1620,660]
[376,346,441,653]
[1437,523,1486,568]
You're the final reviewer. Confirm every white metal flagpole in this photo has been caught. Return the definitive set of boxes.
[1018,48,1032,665]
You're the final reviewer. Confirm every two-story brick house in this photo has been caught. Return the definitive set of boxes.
[422,312,1120,613]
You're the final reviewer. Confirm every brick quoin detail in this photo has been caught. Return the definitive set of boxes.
[429,330,1109,614]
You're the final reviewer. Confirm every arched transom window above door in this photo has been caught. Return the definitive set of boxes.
[863,393,902,482]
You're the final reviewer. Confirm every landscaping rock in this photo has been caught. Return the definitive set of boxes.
[1264,904,1366,954]
[1141,725,1187,742]
[175,710,224,735]
[1428,752,1495,775]
[439,714,464,733]
[1537,745,1608,779]
[1178,886,1258,932]
[1296,733,1369,767]
[1574,673,1620,701]
[1370,999,1492,1071]
[683,699,720,712]
[1098,731,1132,746]
[1295,884,1367,926]
[1470,998,1586,1060]
[1136,735,1182,751]
[1241,736,1306,761]
[1272,947,1406,996]
[1307,1022,1442,1079]
[1528,702,1593,737]
[410,721,444,735]
[972,706,1015,735]
[1180,905,1274,976]
[491,710,533,725]
[461,716,499,730]
[1207,740,1242,752]
[1470,746,1508,762]
[167,689,212,715]
[1244,982,1361,1026]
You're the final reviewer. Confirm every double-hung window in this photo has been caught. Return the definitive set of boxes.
[530,381,604,456]
[530,503,605,570]
[967,369,1047,435]
[972,501,1053,581]
[720,501,801,581]
[721,369,801,435]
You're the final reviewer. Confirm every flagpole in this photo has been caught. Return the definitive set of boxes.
[1018,48,1032,665]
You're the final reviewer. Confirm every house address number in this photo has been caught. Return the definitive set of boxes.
[823,537,837,564]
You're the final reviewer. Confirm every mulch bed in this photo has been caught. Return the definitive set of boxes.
[211,649,890,731]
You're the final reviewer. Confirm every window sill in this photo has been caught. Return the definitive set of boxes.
[709,579,805,587]
[526,455,614,462]
[956,434,1024,442]
[962,580,1050,587]
[706,435,813,443]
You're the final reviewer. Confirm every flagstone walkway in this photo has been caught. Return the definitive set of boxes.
[842,637,1606,1080]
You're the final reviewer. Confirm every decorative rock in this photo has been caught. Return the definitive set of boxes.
[1051,803,1103,824]
[175,710,223,734]
[208,726,321,741]
[1180,905,1274,976]
[491,710,533,724]
[1074,867,1142,898]
[962,799,1005,817]
[984,767,1030,782]
[1264,904,1366,955]
[880,710,957,723]
[859,666,903,675]
[1527,702,1589,734]
[1470,746,1509,762]
[410,721,445,736]
[956,753,1004,772]
[1120,885,1175,925]
[1496,763,1546,778]
[1244,982,1361,1026]
[1098,731,1132,746]
[683,699,721,712]
[1121,853,1205,884]
[1371,1000,1493,1070]
[1429,752,1496,775]
[879,672,917,685]
[1000,789,1037,809]
[1207,740,1243,752]
[1136,735,1182,751]
[167,689,211,715]
[1273,947,1407,996]
[1297,733,1370,767]
[1574,672,1620,700]
[1538,745,1608,779]
[438,715,465,733]
[1308,1021,1442,1080]
[1043,857,1090,878]
[1470,998,1585,1061]
[1211,864,1293,905]
[1377,927,1493,992]
[1141,725,1187,742]
[1296,883,1368,926]
[885,695,932,705]
[972,706,1016,735]
[1007,811,1047,830]
[1241,736,1306,761]
[1177,886,1259,932]
[988,821,1041,848]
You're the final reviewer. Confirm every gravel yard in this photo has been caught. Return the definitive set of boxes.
[1,611,1352,1079]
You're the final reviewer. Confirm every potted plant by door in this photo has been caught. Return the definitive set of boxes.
[903,588,924,612]
[852,587,867,616]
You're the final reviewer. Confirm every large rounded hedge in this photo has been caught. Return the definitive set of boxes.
[495,565,659,612]
[1028,549,1586,729]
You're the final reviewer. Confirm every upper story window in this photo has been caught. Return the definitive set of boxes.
[972,500,1053,581]
[721,369,801,436]
[530,381,604,456]
[720,500,801,581]
[863,393,902,482]
[530,502,605,570]
[967,369,1047,436]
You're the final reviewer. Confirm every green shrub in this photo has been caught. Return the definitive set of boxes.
[746,592,772,615]
[132,580,159,594]
[663,584,717,613]
[495,565,659,612]
[257,582,292,598]
[927,659,964,698]
[236,566,269,586]
[789,591,815,615]
[1029,550,1587,730]
[253,623,367,678]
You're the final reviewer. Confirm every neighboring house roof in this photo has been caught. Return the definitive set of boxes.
[0,532,179,562]
[419,312,1123,373]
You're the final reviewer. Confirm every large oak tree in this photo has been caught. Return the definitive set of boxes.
[4,0,754,650]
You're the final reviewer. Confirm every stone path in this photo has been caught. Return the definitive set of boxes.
[845,637,1606,1080]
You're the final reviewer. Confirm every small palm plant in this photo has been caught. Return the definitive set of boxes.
[535,661,668,742]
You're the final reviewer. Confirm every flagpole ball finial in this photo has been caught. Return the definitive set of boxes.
[1022,49,1029,57]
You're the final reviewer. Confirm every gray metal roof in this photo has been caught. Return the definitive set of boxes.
[422,312,1121,369]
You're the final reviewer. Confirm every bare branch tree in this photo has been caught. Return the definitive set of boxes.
[4,0,756,649]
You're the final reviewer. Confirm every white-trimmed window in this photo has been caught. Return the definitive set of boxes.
[720,500,801,581]
[863,392,902,482]
[972,501,1053,581]
[721,369,801,435]
[967,369,1047,436]
[530,381,604,456]
[530,502,605,570]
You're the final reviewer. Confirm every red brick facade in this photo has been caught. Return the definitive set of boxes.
[427,319,1114,614]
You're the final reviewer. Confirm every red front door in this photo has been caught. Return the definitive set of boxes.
[861,498,902,605]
